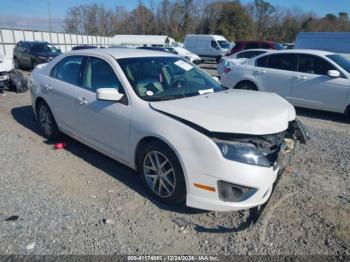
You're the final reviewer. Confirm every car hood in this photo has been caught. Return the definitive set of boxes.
[150,89,296,135]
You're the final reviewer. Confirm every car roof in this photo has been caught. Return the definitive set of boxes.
[266,49,335,56]
[235,40,275,44]
[68,47,178,59]
[238,49,275,52]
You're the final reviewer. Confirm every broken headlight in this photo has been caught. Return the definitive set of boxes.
[214,139,271,167]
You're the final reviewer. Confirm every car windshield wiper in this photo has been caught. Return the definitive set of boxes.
[147,94,185,101]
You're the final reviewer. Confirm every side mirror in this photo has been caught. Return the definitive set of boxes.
[327,70,340,78]
[96,88,124,101]
[57,49,62,53]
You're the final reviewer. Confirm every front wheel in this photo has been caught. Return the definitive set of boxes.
[139,142,186,205]
[36,101,60,140]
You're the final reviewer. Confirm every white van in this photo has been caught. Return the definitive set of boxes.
[295,32,350,54]
[184,35,230,62]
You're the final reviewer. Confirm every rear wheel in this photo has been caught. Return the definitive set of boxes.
[138,141,186,205]
[36,101,60,140]
[234,81,258,91]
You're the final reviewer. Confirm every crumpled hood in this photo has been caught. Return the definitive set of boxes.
[150,89,296,135]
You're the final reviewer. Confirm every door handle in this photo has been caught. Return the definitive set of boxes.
[255,69,266,74]
[296,75,307,80]
[77,97,87,105]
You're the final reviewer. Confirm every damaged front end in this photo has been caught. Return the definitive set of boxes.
[212,118,309,170]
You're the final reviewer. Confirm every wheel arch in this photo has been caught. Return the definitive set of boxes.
[134,136,184,172]
[234,79,260,90]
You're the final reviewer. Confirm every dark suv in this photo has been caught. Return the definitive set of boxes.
[13,41,61,69]
[229,41,284,55]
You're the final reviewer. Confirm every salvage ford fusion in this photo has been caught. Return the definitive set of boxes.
[30,48,308,211]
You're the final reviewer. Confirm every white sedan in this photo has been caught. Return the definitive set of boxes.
[217,49,275,76]
[221,49,350,118]
[31,48,307,211]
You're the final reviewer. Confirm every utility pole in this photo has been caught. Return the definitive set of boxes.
[48,0,52,32]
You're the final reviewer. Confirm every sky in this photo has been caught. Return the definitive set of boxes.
[0,0,349,19]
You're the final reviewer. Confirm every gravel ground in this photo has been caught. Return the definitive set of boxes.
[0,69,349,256]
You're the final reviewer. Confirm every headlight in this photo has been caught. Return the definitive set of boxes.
[214,139,271,167]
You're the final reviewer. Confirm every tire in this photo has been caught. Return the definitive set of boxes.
[235,81,258,91]
[13,57,20,69]
[36,101,60,140]
[345,105,350,122]
[138,141,186,205]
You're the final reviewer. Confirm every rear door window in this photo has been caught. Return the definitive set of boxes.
[50,56,84,86]
[265,54,298,71]
[298,54,336,75]
[256,55,268,67]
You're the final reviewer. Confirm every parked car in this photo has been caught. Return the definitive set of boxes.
[31,48,307,211]
[137,46,202,64]
[221,49,350,118]
[72,45,97,50]
[229,40,284,56]
[295,32,350,54]
[13,41,61,70]
[217,49,275,76]
[172,46,202,64]
[184,35,230,62]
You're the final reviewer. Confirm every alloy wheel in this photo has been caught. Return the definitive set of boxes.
[38,105,52,137]
[143,151,176,198]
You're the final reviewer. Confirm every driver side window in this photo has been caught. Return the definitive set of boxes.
[82,57,124,93]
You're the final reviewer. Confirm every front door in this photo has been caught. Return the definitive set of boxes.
[290,54,349,112]
[74,56,131,163]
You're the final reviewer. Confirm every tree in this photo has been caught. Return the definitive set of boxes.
[250,0,276,39]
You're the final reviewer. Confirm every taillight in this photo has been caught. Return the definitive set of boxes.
[224,67,231,74]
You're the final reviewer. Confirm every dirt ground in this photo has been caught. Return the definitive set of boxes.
[0,70,349,256]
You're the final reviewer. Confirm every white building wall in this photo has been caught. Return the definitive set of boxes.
[0,28,112,59]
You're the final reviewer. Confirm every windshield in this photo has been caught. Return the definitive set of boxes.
[117,57,225,101]
[31,43,59,52]
[218,40,229,49]
[327,54,350,73]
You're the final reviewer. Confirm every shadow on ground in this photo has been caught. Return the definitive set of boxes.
[296,107,348,124]
[10,105,204,215]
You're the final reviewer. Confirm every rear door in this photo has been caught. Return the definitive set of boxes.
[74,56,131,162]
[254,53,298,97]
[290,54,349,112]
[47,55,84,133]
